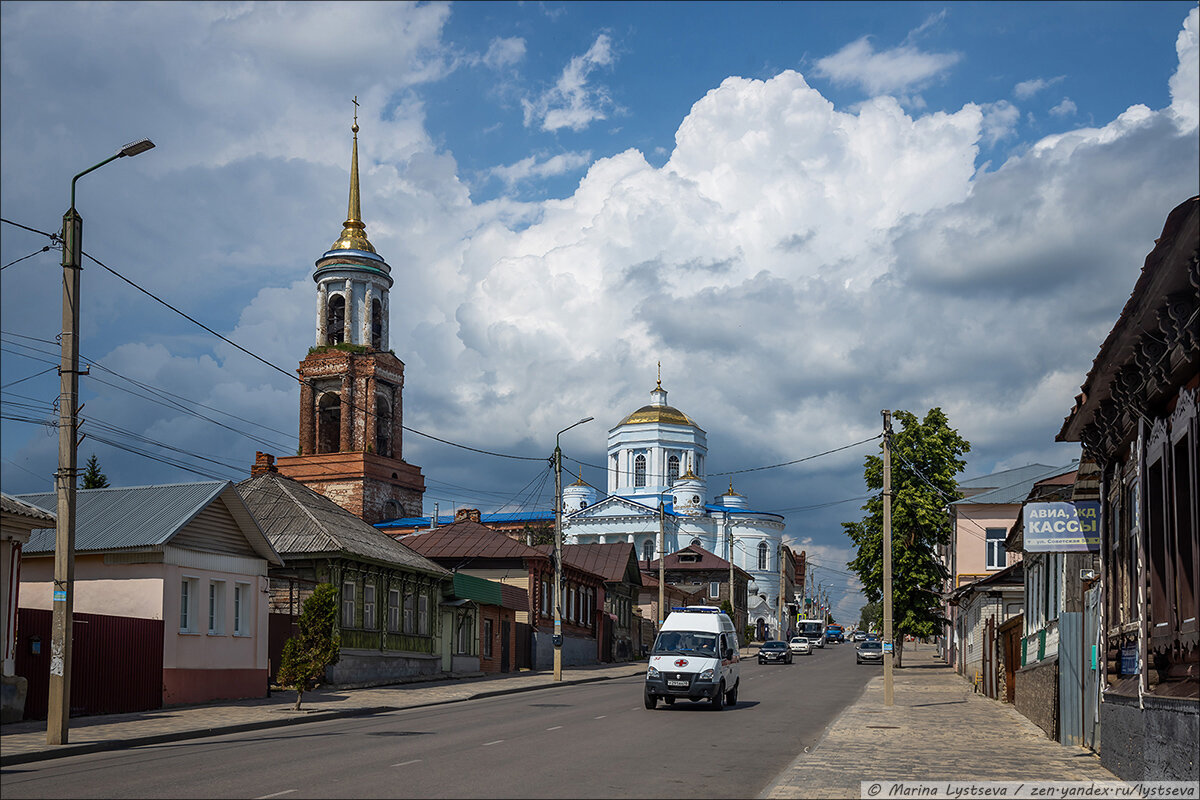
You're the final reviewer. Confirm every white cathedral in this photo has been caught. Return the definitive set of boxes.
[561,378,789,639]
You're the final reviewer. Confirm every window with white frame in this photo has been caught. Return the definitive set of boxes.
[388,588,401,632]
[403,588,415,633]
[456,612,474,654]
[208,580,226,635]
[985,528,1006,569]
[541,579,549,617]
[643,539,654,562]
[668,455,680,485]
[180,577,199,633]
[635,454,646,487]
[709,581,721,598]
[342,580,356,628]
[758,542,769,571]
[418,591,429,635]
[363,581,377,630]
[233,582,249,636]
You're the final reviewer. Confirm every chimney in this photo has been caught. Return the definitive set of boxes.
[251,451,277,476]
[454,508,482,523]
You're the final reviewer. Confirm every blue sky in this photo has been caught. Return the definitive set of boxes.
[2,1,1197,621]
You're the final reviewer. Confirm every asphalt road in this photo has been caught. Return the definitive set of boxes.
[1,642,877,799]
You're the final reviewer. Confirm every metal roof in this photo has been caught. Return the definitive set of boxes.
[16,481,281,564]
[236,473,447,576]
[1,493,56,523]
[396,519,546,561]
[532,542,643,585]
[378,510,553,529]
[950,464,1077,506]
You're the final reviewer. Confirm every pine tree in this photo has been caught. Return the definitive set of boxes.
[79,454,109,489]
[276,583,340,711]
[844,408,969,667]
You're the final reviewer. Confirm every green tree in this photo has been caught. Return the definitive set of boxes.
[859,600,882,632]
[79,453,109,489]
[522,521,555,547]
[276,583,340,711]
[844,408,968,667]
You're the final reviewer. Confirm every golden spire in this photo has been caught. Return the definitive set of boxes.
[656,361,662,390]
[572,469,587,486]
[330,96,376,254]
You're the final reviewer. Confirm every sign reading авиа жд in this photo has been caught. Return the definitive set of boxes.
[1022,501,1100,552]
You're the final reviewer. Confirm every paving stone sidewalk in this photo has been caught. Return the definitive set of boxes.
[0,660,649,767]
[761,642,1116,798]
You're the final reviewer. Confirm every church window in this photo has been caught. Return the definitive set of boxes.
[326,294,346,345]
[318,392,341,454]
[758,542,770,571]
[635,454,646,487]
[691,538,701,548]
[643,539,654,562]
[375,394,392,457]
[370,298,383,350]
[668,455,679,485]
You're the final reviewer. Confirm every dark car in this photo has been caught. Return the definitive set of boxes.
[856,640,884,665]
[758,640,793,664]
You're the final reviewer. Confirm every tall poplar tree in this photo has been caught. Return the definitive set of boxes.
[844,408,969,667]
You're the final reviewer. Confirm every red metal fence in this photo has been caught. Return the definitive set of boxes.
[15,607,163,720]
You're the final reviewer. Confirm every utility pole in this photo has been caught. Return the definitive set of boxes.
[882,409,894,706]
[553,417,592,682]
[48,139,154,746]
[778,541,786,638]
[727,514,735,634]
[658,496,665,631]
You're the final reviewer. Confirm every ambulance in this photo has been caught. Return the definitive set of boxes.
[644,606,741,710]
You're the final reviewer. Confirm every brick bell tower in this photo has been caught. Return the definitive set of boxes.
[274,103,425,524]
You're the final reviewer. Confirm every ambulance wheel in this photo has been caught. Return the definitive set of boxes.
[711,681,725,710]
[725,681,738,707]
[644,690,658,709]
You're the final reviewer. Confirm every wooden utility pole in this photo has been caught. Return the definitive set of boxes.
[882,409,894,706]
[778,542,787,638]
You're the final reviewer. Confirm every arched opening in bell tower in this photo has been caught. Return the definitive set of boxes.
[371,298,383,351]
[326,294,346,345]
[375,394,392,457]
[318,392,341,453]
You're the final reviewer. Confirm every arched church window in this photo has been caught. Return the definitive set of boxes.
[371,298,383,351]
[691,538,701,548]
[635,454,646,488]
[758,542,769,571]
[382,500,401,521]
[642,539,654,562]
[668,455,679,485]
[375,395,392,457]
[326,294,346,345]
[318,392,341,454]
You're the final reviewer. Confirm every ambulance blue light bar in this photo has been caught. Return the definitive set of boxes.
[670,606,722,613]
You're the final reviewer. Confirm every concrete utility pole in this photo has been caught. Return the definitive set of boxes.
[553,416,592,682]
[48,139,154,746]
[882,409,894,707]
[658,497,665,630]
[778,542,786,637]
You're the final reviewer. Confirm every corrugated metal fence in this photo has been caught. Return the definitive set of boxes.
[15,607,163,720]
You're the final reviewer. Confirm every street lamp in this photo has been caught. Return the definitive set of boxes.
[553,416,593,682]
[48,138,155,745]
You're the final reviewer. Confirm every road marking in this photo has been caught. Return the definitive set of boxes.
[391,760,422,767]
[483,739,504,746]
[546,725,562,731]
[255,791,297,799]
[593,715,606,719]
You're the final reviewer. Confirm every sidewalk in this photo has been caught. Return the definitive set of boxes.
[0,660,648,767]
[761,641,1117,798]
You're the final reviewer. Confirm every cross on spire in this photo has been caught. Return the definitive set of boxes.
[352,95,359,134]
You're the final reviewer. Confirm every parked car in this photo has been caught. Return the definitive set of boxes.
[788,636,812,655]
[758,640,793,664]
[856,640,884,665]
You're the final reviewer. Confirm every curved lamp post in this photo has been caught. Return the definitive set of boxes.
[553,416,592,681]
[49,139,154,745]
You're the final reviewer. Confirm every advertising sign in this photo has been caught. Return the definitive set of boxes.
[1023,501,1100,552]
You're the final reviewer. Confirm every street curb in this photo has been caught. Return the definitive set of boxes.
[0,671,643,767]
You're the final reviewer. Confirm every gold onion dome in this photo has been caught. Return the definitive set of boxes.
[618,404,698,427]
[330,102,376,254]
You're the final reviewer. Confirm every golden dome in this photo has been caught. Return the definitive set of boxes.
[618,404,698,427]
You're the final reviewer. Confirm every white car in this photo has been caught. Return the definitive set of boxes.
[788,636,812,655]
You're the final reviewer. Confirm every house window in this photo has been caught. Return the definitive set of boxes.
[456,612,474,654]
[403,588,415,633]
[342,580,356,628]
[388,589,401,632]
[541,579,549,617]
[483,618,493,658]
[709,581,721,598]
[208,580,226,635]
[986,528,1006,569]
[233,583,249,636]
[643,540,654,562]
[418,591,429,635]
[758,542,769,571]
[363,582,377,630]
[668,455,679,485]
[635,454,647,487]
[180,577,199,633]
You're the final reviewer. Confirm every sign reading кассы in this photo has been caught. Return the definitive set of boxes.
[1022,501,1100,552]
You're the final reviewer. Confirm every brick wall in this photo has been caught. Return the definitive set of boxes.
[1014,657,1058,739]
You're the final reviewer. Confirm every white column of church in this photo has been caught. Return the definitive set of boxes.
[363,284,374,346]
[344,279,354,344]
[316,282,328,346]
[381,290,389,351]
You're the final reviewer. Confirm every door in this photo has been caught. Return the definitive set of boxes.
[501,620,511,673]
[1082,583,1101,751]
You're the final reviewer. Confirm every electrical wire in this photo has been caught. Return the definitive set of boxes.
[1,246,56,271]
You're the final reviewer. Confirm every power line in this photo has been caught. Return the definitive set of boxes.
[2,245,56,271]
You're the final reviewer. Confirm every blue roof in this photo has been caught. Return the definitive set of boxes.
[377,510,553,530]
